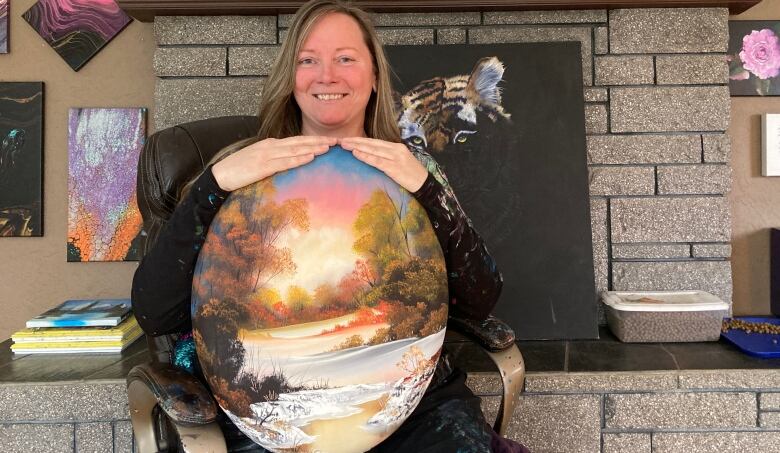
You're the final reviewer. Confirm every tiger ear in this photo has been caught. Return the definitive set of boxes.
[467,56,506,105]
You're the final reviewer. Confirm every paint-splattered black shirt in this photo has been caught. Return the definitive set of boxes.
[131,161,503,337]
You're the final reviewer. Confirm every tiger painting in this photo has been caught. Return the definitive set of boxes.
[396,56,521,246]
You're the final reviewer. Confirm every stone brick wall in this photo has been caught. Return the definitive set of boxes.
[152,8,733,317]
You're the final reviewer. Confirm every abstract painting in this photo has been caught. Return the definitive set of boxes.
[0,0,8,54]
[192,147,447,452]
[729,21,780,96]
[68,108,146,261]
[22,0,131,71]
[0,82,44,237]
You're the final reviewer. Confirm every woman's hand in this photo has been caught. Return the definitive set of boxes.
[339,137,429,193]
[212,136,337,191]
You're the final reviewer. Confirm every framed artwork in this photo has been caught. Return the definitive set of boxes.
[0,0,8,54]
[761,113,780,176]
[385,43,598,340]
[67,108,146,261]
[22,0,131,71]
[0,82,44,237]
[729,21,780,96]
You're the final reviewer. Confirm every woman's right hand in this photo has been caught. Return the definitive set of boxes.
[211,135,337,191]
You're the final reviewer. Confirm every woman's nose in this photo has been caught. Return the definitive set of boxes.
[318,61,335,83]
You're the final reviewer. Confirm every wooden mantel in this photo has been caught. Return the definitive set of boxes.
[118,0,761,22]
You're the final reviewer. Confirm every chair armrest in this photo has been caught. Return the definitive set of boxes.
[448,314,516,352]
[127,363,218,425]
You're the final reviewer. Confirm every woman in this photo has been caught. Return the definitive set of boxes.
[132,1,529,452]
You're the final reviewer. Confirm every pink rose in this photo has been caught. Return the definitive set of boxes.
[740,28,780,79]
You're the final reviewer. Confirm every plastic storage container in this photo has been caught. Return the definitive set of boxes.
[601,291,729,343]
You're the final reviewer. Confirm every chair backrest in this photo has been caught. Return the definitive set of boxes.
[136,115,259,363]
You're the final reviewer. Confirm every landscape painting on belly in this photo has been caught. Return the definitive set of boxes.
[192,146,448,453]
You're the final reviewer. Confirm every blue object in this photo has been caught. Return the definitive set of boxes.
[721,316,780,358]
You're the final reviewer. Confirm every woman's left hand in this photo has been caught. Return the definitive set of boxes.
[339,137,429,193]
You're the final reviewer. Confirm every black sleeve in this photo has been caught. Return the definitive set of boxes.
[131,165,230,336]
[411,171,503,321]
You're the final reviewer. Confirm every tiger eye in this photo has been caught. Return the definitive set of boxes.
[456,135,468,144]
[411,137,423,145]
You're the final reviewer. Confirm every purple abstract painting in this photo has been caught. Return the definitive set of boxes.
[0,0,8,54]
[68,108,146,262]
[22,0,131,71]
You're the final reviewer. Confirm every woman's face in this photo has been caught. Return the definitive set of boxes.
[294,13,376,138]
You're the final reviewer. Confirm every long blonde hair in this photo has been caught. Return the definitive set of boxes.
[179,0,400,200]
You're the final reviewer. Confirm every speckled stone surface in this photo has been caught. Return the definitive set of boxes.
[377,28,434,45]
[466,372,503,395]
[610,197,731,243]
[703,133,731,163]
[372,12,480,26]
[587,134,701,164]
[603,433,651,453]
[692,243,731,258]
[612,260,732,304]
[0,383,128,422]
[153,47,226,77]
[584,87,608,102]
[657,164,731,195]
[155,78,264,130]
[589,166,655,196]
[591,198,609,294]
[594,55,654,86]
[760,412,780,428]
[761,392,780,410]
[585,104,608,134]
[436,28,466,44]
[468,26,592,85]
[75,422,112,453]
[605,392,755,429]
[610,86,730,132]
[525,372,677,393]
[609,8,728,54]
[612,243,691,259]
[154,16,276,45]
[479,395,501,428]
[508,394,601,453]
[229,46,279,76]
[680,370,780,390]
[595,26,609,54]
[0,423,74,453]
[113,421,134,453]
[483,10,607,24]
[656,54,730,85]
[653,432,780,453]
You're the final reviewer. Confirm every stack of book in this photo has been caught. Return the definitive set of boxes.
[10,299,143,354]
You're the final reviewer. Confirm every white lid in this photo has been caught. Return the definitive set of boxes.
[601,291,729,312]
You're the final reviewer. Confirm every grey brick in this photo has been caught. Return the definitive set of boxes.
[113,421,133,453]
[372,12,480,26]
[506,394,601,453]
[657,164,731,195]
[589,166,655,196]
[703,133,731,163]
[280,28,288,44]
[587,134,701,164]
[378,28,434,45]
[585,104,608,134]
[153,47,226,77]
[466,372,502,395]
[657,54,730,85]
[761,392,780,410]
[278,14,295,28]
[524,372,677,393]
[155,78,264,130]
[229,46,279,76]
[595,26,609,54]
[692,243,731,258]
[155,16,276,45]
[479,396,501,429]
[483,10,607,24]
[584,87,608,102]
[0,423,74,453]
[437,28,466,44]
[591,198,609,294]
[469,26,592,85]
[76,422,112,453]
[612,243,691,259]
[612,261,733,304]
[0,383,128,422]
[605,392,755,429]
[609,8,728,54]
[760,412,780,428]
[611,86,730,132]
[603,433,651,453]
[610,197,731,243]
[680,370,780,390]
[595,55,654,86]
[654,432,780,453]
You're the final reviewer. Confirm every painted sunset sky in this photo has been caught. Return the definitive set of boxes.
[272,146,407,293]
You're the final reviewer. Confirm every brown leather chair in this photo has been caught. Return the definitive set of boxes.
[126,115,525,453]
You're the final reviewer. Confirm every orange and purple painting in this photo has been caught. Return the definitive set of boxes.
[192,146,447,452]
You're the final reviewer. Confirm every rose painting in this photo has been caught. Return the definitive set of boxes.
[729,21,780,96]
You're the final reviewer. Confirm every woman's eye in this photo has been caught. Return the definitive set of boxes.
[298,58,315,65]
[338,56,355,63]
